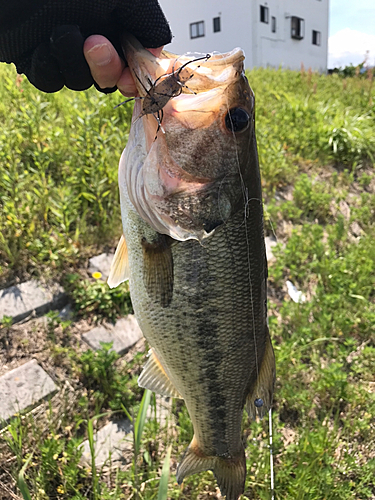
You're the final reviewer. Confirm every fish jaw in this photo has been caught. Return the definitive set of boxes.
[121,35,256,242]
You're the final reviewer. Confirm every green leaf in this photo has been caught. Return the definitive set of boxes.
[348,293,366,301]
[80,192,96,202]
[17,453,33,500]
[157,445,172,500]
[134,389,151,457]
[121,403,133,423]
[143,450,152,466]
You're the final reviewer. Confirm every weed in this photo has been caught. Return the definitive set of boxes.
[66,273,133,322]
[358,171,372,188]
[0,66,133,286]
[157,445,172,500]
[75,343,138,412]
[293,174,333,222]
[17,453,33,500]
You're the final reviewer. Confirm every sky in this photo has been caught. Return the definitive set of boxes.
[329,0,375,68]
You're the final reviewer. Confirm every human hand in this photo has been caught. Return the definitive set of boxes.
[84,35,163,97]
[0,0,171,93]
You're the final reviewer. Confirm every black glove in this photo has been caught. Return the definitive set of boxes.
[0,0,172,93]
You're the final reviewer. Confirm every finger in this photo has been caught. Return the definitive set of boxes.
[50,25,93,91]
[117,47,164,97]
[147,47,163,58]
[117,68,137,97]
[84,35,125,89]
[28,42,65,93]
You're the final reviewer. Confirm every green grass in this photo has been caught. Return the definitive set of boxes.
[0,67,133,287]
[0,63,374,499]
[65,273,133,322]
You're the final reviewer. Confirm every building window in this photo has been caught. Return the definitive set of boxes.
[271,16,276,33]
[190,21,205,39]
[312,30,321,45]
[213,17,221,33]
[260,5,269,24]
[291,16,304,40]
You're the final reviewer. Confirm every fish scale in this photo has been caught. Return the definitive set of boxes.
[124,189,268,458]
[109,34,276,500]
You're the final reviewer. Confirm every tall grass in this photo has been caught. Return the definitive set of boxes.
[250,68,375,193]
[0,65,132,285]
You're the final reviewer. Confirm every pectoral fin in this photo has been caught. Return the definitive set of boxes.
[138,349,182,399]
[245,331,275,419]
[108,235,130,289]
[142,234,174,307]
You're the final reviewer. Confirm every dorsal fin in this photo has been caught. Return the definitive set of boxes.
[138,349,182,399]
[108,235,130,288]
[141,234,174,307]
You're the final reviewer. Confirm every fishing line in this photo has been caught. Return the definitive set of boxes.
[218,50,275,497]
[266,212,279,244]
[222,82,261,404]
[269,408,275,500]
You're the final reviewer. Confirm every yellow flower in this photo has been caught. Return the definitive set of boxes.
[92,271,102,280]
[53,453,59,460]
[56,485,65,494]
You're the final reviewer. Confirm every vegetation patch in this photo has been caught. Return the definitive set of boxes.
[0,63,374,499]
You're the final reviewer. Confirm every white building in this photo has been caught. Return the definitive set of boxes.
[160,0,329,72]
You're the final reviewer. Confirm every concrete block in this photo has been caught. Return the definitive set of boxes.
[0,360,57,422]
[88,253,114,280]
[0,280,67,323]
[82,315,143,355]
[80,419,132,467]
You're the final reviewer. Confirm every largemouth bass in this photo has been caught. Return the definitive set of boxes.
[109,35,275,500]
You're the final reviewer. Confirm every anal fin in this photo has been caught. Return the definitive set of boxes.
[245,330,276,419]
[138,349,182,399]
[108,235,130,288]
[176,436,246,500]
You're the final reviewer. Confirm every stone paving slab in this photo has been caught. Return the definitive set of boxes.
[80,396,172,467]
[265,236,277,262]
[82,315,143,355]
[80,418,132,467]
[0,280,67,323]
[0,360,57,423]
[88,253,114,280]
[147,395,172,428]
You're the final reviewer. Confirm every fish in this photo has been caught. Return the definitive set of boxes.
[108,35,276,500]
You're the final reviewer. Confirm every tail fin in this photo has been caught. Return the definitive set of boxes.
[176,437,246,500]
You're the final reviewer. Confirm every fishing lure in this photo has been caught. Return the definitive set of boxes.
[115,53,211,132]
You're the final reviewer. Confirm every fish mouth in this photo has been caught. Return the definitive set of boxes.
[122,34,245,99]
[121,35,253,242]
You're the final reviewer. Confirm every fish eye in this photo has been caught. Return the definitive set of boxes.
[225,107,250,133]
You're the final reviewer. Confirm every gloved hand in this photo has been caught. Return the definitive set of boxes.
[0,0,171,93]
